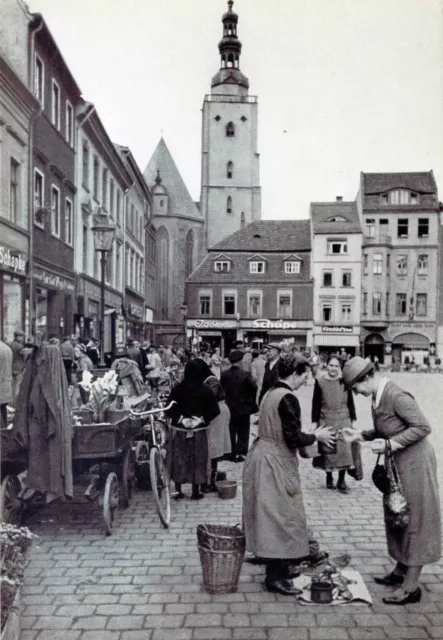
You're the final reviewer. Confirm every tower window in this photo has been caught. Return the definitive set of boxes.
[227,54,234,68]
[241,115,247,122]
[160,199,164,207]
[226,122,235,137]
[227,161,233,179]
[215,115,221,121]
[226,196,232,214]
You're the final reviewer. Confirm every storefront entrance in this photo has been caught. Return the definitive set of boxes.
[364,333,385,363]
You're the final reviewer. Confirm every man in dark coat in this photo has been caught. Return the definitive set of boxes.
[258,343,282,405]
[221,349,258,462]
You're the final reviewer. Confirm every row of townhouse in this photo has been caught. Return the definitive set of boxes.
[0,0,156,352]
[186,173,441,365]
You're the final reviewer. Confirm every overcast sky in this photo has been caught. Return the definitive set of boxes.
[28,0,443,219]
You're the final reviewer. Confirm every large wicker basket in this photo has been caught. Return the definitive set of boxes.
[197,524,245,594]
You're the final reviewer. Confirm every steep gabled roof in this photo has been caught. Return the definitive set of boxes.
[143,138,201,220]
[362,172,437,195]
[212,220,311,252]
[310,201,361,234]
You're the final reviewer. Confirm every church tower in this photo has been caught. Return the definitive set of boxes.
[201,0,261,249]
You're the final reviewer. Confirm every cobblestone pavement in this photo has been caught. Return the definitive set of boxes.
[19,373,443,640]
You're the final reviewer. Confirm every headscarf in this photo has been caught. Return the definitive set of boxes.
[183,358,212,386]
[204,374,225,402]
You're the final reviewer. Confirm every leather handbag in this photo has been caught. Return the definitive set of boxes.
[371,454,389,493]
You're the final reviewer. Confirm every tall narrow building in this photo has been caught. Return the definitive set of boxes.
[201,0,261,249]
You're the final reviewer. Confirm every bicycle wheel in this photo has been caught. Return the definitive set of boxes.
[149,446,171,528]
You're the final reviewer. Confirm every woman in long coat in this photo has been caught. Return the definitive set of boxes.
[242,354,335,595]
[203,374,232,490]
[311,354,357,493]
[166,359,220,500]
[342,356,441,605]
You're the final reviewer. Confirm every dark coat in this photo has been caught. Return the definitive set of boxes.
[259,357,281,404]
[221,365,258,418]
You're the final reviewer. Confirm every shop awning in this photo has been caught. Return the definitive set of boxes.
[315,335,359,347]
[392,333,429,348]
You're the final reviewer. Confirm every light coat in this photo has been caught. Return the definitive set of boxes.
[0,340,13,405]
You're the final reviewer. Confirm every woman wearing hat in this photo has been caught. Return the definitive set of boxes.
[342,356,441,605]
[243,353,335,595]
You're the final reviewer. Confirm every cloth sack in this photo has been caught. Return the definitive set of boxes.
[383,441,409,529]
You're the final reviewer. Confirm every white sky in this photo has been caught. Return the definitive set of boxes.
[28,0,443,220]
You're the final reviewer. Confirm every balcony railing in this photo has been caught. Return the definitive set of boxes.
[363,232,392,246]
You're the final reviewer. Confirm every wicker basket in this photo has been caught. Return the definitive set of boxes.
[215,469,237,500]
[197,524,245,594]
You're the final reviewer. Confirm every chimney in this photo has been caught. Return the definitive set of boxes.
[336,196,343,202]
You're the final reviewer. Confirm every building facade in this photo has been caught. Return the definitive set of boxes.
[357,172,440,365]
[201,0,261,250]
[310,199,362,358]
[186,220,313,356]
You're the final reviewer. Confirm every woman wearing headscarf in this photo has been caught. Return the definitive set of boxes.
[342,356,441,605]
[165,359,220,500]
[242,353,335,595]
[311,354,357,493]
[203,373,232,490]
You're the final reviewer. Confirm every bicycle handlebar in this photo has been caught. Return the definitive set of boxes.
[130,400,176,418]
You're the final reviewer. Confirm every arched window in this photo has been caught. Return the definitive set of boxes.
[227,53,234,68]
[226,122,235,137]
[156,226,169,320]
[185,230,194,277]
[226,196,232,214]
[227,161,233,179]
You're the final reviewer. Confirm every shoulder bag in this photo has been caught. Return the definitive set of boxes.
[383,441,409,529]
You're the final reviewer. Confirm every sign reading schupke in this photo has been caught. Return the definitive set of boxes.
[0,245,26,274]
[253,319,298,330]
[321,326,353,334]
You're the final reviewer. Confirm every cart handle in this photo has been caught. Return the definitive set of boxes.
[130,400,176,418]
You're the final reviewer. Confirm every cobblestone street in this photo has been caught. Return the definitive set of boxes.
[19,373,443,640]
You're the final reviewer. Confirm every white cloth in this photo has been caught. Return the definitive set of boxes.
[373,376,390,409]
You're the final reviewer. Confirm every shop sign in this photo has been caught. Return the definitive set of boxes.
[33,267,75,292]
[391,322,434,329]
[188,319,237,330]
[321,326,353,334]
[84,280,101,299]
[0,245,27,274]
[129,303,143,319]
[252,319,298,329]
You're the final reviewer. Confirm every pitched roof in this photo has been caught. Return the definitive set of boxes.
[362,172,437,195]
[212,220,311,252]
[310,201,361,234]
[143,138,201,220]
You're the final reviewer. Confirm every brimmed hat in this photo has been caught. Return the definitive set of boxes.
[342,356,374,388]
[228,349,244,364]
[264,342,281,351]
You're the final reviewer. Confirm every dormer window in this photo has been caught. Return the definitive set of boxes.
[214,261,230,273]
[382,189,419,205]
[327,216,348,222]
[284,261,300,274]
[249,261,265,274]
[226,122,235,137]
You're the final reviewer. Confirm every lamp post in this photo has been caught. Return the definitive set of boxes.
[180,303,188,350]
[92,213,116,368]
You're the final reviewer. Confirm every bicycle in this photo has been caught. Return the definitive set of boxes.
[130,400,176,528]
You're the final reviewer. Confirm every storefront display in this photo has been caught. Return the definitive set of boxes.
[0,242,28,341]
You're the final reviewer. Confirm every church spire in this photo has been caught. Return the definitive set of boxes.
[211,0,249,90]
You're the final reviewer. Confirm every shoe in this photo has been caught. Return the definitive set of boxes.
[337,482,349,494]
[174,492,185,500]
[326,479,336,490]
[374,573,405,586]
[265,579,302,596]
[236,455,246,463]
[190,492,204,500]
[383,587,422,605]
[347,468,360,480]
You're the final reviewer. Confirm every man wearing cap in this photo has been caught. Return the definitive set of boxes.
[221,349,258,462]
[259,343,282,405]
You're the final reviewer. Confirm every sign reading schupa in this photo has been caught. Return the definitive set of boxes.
[0,245,26,274]
[188,319,237,330]
[253,319,298,330]
[321,326,353,334]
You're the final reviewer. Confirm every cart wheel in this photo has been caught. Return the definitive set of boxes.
[150,446,171,528]
[103,472,118,536]
[122,446,136,508]
[0,475,22,525]
[134,441,150,490]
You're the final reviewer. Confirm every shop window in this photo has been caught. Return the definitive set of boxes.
[51,185,60,237]
[199,296,211,316]
[36,286,48,335]
[365,219,375,238]
[418,218,429,238]
[417,254,428,275]
[397,218,409,238]
[396,254,408,276]
[285,261,300,274]
[372,292,382,315]
[223,295,236,315]
[362,291,368,315]
[341,304,352,322]
[373,253,382,275]
[327,240,347,255]
[9,158,20,224]
[342,271,352,287]
[416,293,427,317]
[322,305,332,322]
[278,294,292,318]
[249,261,265,274]
[396,293,407,315]
[322,271,333,287]
[51,79,60,130]
[248,294,261,318]
[1,275,24,342]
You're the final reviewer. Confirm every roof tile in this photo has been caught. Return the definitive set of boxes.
[212,220,311,252]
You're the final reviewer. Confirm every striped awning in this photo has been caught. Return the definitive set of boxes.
[314,335,359,347]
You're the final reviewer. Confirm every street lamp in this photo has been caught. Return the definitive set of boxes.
[180,303,188,350]
[92,213,116,368]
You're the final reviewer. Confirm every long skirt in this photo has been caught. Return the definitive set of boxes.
[170,429,208,485]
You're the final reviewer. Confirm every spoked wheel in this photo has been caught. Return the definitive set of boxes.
[122,446,136,508]
[149,446,171,528]
[103,472,119,536]
[134,441,151,490]
[0,475,22,525]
